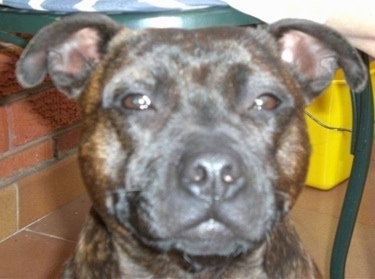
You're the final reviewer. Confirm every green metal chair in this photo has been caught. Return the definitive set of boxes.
[0,6,372,278]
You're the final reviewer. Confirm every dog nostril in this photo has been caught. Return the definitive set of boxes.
[221,165,236,184]
[222,173,234,183]
[192,165,207,183]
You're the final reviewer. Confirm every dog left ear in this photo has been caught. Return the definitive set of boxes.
[16,13,123,99]
[269,19,367,103]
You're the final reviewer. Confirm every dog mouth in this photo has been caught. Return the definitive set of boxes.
[107,186,273,258]
[107,179,275,257]
[166,216,256,256]
[107,180,275,257]
[107,137,277,257]
[181,219,234,239]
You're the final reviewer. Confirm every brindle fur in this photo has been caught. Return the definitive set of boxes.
[16,14,366,278]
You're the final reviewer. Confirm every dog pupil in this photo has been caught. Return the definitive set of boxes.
[123,94,152,110]
[254,94,279,111]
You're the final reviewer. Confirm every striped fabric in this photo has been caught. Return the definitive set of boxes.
[0,0,227,12]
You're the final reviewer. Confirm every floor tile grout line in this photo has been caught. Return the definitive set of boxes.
[15,184,19,232]
[292,205,375,228]
[0,207,63,244]
[0,226,27,244]
[291,207,341,225]
[0,194,90,244]
[24,228,77,244]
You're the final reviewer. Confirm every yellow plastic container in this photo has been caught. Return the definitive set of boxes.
[305,62,375,190]
[305,69,353,190]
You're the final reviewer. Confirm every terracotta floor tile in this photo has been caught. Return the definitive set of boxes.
[28,194,91,242]
[0,231,75,278]
[0,184,18,240]
[295,159,375,226]
[345,222,375,279]
[291,208,375,279]
[295,181,346,217]
[355,163,375,226]
[291,208,336,278]
[18,155,86,228]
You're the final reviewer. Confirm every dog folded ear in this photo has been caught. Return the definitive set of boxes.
[16,13,122,98]
[269,19,367,102]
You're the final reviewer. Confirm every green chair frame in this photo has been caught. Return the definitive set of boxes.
[0,6,372,278]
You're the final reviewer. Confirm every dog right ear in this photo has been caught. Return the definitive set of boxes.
[16,13,122,99]
[268,18,367,103]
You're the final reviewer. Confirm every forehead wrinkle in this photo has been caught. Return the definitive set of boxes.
[105,33,259,111]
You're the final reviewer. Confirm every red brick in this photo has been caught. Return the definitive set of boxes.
[0,47,24,98]
[54,126,82,156]
[8,89,81,146]
[0,139,54,178]
[0,106,9,153]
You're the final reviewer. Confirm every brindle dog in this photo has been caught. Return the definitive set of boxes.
[16,14,366,278]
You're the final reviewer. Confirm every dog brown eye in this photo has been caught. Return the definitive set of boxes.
[122,94,152,110]
[253,93,280,111]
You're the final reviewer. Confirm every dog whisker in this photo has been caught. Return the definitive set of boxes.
[126,186,143,192]
[274,190,289,199]
[105,187,143,196]
[265,230,272,247]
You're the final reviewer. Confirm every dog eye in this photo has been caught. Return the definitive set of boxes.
[253,93,280,111]
[122,94,152,110]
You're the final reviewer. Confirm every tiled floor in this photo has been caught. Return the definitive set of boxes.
[0,195,91,278]
[0,162,374,278]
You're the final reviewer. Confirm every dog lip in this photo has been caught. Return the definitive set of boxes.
[172,219,246,256]
[180,219,234,239]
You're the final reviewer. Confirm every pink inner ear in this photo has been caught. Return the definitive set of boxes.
[48,27,102,75]
[279,33,300,64]
[278,30,337,85]
[279,30,318,77]
[72,28,102,62]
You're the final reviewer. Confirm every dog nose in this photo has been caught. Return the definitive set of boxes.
[179,151,245,201]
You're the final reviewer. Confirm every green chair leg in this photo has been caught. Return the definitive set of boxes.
[330,53,374,278]
[0,31,28,46]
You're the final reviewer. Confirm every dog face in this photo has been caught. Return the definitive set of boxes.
[16,14,366,259]
[97,28,303,256]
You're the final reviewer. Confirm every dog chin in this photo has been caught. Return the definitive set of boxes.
[172,238,252,257]
[146,220,255,257]
[170,219,246,256]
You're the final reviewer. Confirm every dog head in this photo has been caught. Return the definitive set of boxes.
[17,14,366,258]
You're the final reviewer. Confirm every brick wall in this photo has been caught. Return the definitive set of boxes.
[0,43,86,241]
